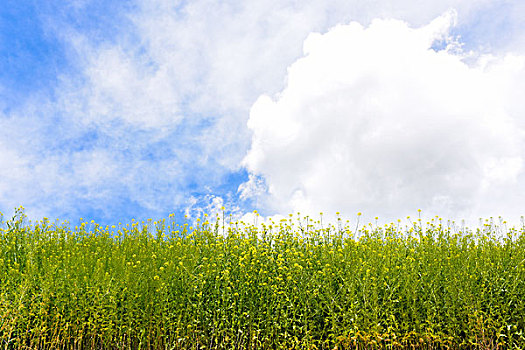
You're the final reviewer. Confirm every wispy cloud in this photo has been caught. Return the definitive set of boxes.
[1,0,524,226]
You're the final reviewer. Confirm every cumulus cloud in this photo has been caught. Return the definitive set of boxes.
[61,0,511,167]
[242,11,525,226]
[2,0,525,226]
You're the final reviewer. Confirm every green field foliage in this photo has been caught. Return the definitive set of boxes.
[1,207,525,349]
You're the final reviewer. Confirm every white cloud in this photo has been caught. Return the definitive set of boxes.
[3,0,525,226]
[56,42,183,130]
[184,195,225,220]
[60,0,510,167]
[242,11,525,226]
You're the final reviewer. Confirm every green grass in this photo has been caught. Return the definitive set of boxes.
[1,207,525,349]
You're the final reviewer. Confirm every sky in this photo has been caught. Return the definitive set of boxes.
[1,0,525,229]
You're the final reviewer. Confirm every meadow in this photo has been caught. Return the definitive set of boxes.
[1,207,525,349]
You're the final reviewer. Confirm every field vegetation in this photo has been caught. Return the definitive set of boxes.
[1,207,525,349]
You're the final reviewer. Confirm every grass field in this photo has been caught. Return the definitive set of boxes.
[1,207,525,349]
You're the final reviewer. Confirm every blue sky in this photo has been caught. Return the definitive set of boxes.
[1,0,525,228]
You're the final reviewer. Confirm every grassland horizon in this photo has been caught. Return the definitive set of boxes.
[1,207,524,349]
